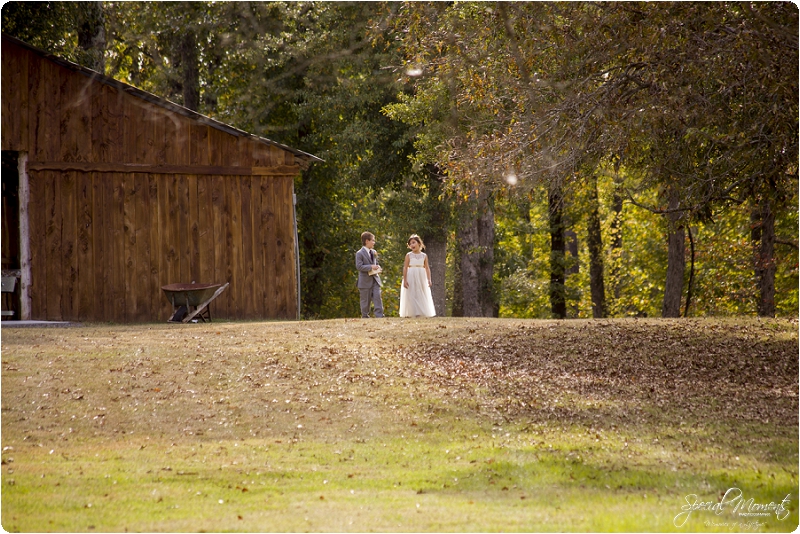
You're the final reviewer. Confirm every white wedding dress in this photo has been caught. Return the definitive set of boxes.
[399,252,436,317]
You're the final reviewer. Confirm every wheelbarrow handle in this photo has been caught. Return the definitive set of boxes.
[181,283,230,323]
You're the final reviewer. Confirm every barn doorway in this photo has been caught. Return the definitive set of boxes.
[2,150,20,319]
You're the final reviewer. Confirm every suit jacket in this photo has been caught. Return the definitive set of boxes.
[356,247,382,288]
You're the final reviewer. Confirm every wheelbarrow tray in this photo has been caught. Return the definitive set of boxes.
[161,282,229,323]
[162,283,222,307]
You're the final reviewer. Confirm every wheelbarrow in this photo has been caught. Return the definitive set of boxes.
[161,282,229,323]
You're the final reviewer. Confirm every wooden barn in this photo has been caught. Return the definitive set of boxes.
[1,34,319,323]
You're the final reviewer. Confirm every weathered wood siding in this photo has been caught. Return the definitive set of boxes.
[2,37,302,322]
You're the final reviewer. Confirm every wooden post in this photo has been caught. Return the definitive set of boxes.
[293,186,301,320]
[18,152,31,320]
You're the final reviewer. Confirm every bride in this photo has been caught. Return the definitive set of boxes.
[399,234,436,318]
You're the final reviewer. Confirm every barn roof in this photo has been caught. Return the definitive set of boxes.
[2,34,322,167]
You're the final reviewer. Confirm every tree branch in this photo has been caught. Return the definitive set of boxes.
[775,238,799,250]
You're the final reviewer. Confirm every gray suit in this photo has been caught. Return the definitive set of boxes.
[356,246,384,318]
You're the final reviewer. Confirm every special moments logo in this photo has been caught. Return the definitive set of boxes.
[673,488,792,528]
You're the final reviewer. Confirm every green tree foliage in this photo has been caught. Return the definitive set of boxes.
[2,1,106,70]
[285,3,424,318]
[105,2,296,115]
[4,1,796,318]
[388,1,798,318]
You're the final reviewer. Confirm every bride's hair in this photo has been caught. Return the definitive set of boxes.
[407,234,425,251]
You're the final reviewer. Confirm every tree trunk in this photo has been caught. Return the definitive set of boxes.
[683,226,695,317]
[451,243,463,317]
[661,194,685,318]
[459,191,494,317]
[516,196,533,260]
[565,227,579,318]
[587,176,607,318]
[459,209,480,316]
[609,172,624,303]
[77,1,106,72]
[549,183,566,319]
[751,197,776,317]
[477,199,496,317]
[425,166,448,316]
[180,31,200,112]
[426,233,447,317]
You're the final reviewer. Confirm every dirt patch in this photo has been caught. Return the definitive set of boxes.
[2,318,797,446]
[396,319,799,428]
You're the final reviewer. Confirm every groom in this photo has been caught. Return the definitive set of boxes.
[356,231,384,318]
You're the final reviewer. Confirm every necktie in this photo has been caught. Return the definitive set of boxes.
[369,250,375,264]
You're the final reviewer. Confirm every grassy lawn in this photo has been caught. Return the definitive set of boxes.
[1,317,797,532]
